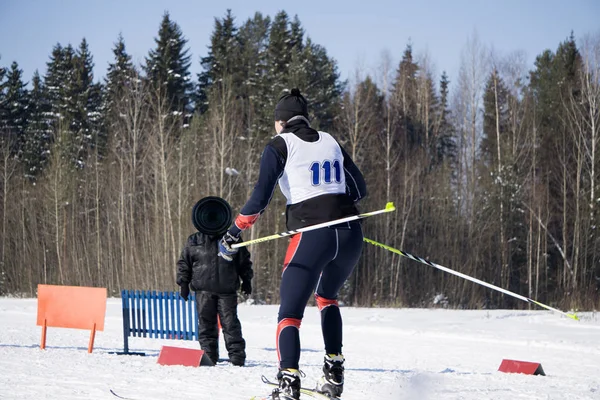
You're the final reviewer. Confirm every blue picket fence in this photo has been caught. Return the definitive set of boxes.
[118,290,199,355]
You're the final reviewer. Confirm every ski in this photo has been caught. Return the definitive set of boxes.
[109,389,139,400]
[259,375,341,400]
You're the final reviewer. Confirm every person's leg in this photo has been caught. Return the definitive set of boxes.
[195,291,219,364]
[217,293,246,366]
[275,229,336,399]
[315,222,363,396]
[277,229,336,370]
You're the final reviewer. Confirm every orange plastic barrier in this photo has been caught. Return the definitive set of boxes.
[498,359,545,376]
[157,345,214,367]
[36,284,107,353]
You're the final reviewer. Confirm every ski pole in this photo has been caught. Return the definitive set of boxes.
[231,202,396,249]
[363,237,579,321]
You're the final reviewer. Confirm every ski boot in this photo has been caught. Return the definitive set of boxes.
[271,368,301,400]
[317,354,344,397]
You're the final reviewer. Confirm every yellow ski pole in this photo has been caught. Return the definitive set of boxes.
[364,237,578,321]
[231,202,396,249]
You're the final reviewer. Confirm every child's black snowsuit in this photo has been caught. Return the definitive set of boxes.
[176,232,253,366]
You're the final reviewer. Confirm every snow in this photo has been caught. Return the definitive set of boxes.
[0,297,599,400]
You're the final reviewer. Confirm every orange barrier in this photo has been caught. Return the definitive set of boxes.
[37,284,107,353]
[498,359,546,376]
[157,345,214,367]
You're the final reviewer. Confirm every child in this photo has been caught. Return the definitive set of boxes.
[177,197,253,366]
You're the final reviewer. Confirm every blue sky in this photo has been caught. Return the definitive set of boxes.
[1,0,598,89]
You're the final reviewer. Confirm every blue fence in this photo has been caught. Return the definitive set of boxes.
[119,290,199,355]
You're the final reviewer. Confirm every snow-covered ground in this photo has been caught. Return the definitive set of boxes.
[0,297,599,400]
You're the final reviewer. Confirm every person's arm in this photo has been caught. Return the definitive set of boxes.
[236,246,254,283]
[340,146,367,202]
[176,237,193,300]
[176,237,193,286]
[235,245,253,295]
[228,139,286,236]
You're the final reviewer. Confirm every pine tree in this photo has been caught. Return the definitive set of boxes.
[144,12,193,113]
[0,58,6,84]
[105,34,136,119]
[530,34,581,181]
[392,44,422,149]
[72,38,105,162]
[22,71,52,179]
[236,13,272,139]
[0,58,6,123]
[43,41,104,168]
[289,38,343,131]
[267,13,342,131]
[267,11,294,100]
[289,15,304,51]
[434,71,457,168]
[529,33,582,292]
[71,38,94,166]
[196,10,242,114]
[479,69,526,305]
[0,62,29,157]
[44,43,77,132]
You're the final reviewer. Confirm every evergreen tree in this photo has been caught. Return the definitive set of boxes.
[237,13,272,139]
[0,58,6,124]
[104,33,137,148]
[529,33,582,292]
[105,33,136,116]
[144,12,193,112]
[392,44,422,149]
[196,10,242,114]
[237,13,270,91]
[22,71,52,179]
[266,13,342,131]
[0,62,29,156]
[530,34,581,181]
[71,38,95,165]
[478,69,526,305]
[43,41,104,168]
[267,11,294,100]
[72,38,105,162]
[196,11,343,134]
[434,71,457,168]
[44,43,77,131]
[0,58,6,84]
[288,38,343,131]
[289,15,304,51]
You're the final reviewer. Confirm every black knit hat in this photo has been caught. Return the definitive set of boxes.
[274,88,309,121]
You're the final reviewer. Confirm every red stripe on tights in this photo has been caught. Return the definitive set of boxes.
[315,294,339,311]
[276,318,301,363]
[283,233,302,273]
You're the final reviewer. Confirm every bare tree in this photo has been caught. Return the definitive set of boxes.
[564,32,600,292]
[0,133,18,292]
[454,31,489,218]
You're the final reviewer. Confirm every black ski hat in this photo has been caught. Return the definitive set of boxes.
[274,88,309,122]
[191,196,232,235]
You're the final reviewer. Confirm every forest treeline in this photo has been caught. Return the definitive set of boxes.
[1,10,599,311]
